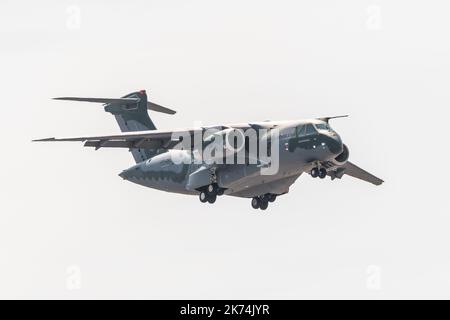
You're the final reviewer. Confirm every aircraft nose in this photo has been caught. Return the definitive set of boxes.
[325,133,343,155]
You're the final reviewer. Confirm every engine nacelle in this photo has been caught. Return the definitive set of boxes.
[204,128,246,154]
[330,143,349,166]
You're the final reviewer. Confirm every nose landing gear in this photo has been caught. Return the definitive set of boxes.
[311,167,327,179]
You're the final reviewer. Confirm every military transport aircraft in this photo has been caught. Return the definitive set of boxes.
[34,90,383,210]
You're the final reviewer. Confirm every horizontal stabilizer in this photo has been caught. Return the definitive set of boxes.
[147,101,176,115]
[53,97,139,104]
[53,96,176,115]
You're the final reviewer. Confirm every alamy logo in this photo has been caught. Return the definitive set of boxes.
[366,265,382,291]
[170,127,280,175]
[66,265,82,291]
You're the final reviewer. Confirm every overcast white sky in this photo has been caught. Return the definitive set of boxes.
[1,0,449,299]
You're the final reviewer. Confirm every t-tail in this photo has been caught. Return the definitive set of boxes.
[53,90,176,163]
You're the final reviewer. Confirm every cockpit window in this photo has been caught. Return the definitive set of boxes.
[315,123,330,131]
[305,124,317,135]
[296,125,306,136]
[296,124,317,136]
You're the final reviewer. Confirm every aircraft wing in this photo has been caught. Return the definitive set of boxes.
[338,161,384,186]
[33,128,202,150]
[32,124,252,150]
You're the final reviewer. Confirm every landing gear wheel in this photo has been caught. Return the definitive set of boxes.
[207,184,215,194]
[207,194,217,204]
[319,168,327,179]
[199,192,208,203]
[311,167,319,178]
[268,194,277,203]
[259,200,269,210]
[251,197,260,209]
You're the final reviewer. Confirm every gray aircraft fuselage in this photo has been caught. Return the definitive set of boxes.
[34,90,382,210]
[118,119,343,198]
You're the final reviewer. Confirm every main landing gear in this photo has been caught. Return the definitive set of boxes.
[311,167,327,179]
[251,194,277,210]
[199,183,224,204]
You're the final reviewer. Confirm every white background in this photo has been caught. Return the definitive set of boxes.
[1,0,449,299]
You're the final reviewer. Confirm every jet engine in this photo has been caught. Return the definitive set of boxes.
[204,128,246,154]
[330,143,349,166]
